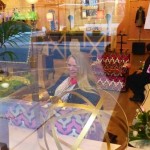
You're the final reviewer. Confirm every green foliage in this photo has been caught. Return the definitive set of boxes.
[0,73,32,98]
[0,20,31,60]
[12,11,38,21]
[0,80,26,98]
[129,110,150,141]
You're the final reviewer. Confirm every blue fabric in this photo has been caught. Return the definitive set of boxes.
[45,55,54,69]
[50,21,55,31]
[0,47,29,62]
[47,74,100,106]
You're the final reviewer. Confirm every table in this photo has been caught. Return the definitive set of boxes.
[9,125,141,150]
[0,97,142,150]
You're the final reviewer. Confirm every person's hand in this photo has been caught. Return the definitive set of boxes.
[49,96,62,103]
[39,91,49,102]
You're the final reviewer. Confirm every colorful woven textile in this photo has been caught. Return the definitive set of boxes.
[92,52,130,91]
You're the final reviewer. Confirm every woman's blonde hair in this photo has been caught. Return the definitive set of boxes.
[67,52,99,93]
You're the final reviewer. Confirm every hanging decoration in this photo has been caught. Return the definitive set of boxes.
[68,15,74,30]
[25,0,38,4]
[135,6,145,28]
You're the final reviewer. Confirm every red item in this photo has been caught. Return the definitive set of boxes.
[70,78,77,85]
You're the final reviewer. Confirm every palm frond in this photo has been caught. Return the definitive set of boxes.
[0,51,17,61]
[0,20,31,61]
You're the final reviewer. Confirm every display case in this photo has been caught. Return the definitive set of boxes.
[0,64,130,149]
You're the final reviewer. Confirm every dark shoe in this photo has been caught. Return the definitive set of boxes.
[108,132,117,143]
[103,132,117,143]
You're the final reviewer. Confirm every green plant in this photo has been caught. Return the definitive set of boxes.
[0,73,32,98]
[129,109,150,141]
[12,10,38,21]
[0,20,31,60]
[0,80,26,98]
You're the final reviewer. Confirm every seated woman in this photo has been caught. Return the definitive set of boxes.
[127,55,150,102]
[39,53,119,142]
[42,52,100,106]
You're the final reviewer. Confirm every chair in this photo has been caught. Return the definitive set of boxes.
[91,52,130,92]
[141,83,150,111]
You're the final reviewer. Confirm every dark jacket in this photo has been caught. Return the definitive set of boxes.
[135,7,145,27]
[142,56,150,82]
[126,56,150,101]
[47,74,100,106]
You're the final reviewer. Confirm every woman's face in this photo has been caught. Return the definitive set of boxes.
[67,57,79,78]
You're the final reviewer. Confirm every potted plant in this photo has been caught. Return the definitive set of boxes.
[129,108,150,148]
[0,20,31,61]
[0,20,32,95]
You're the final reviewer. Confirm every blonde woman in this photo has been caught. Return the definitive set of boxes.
[47,52,100,106]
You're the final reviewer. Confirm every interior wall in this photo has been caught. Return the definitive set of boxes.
[2,0,20,8]
[1,0,32,24]
[117,0,150,53]
[2,0,29,10]
[1,0,126,31]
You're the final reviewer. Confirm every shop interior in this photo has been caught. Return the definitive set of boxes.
[0,0,150,149]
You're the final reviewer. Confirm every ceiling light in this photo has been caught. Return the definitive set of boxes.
[26,0,38,4]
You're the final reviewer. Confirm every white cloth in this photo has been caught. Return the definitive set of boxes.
[54,77,76,102]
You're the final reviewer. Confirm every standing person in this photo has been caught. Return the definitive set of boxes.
[127,55,150,102]
[42,52,100,106]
